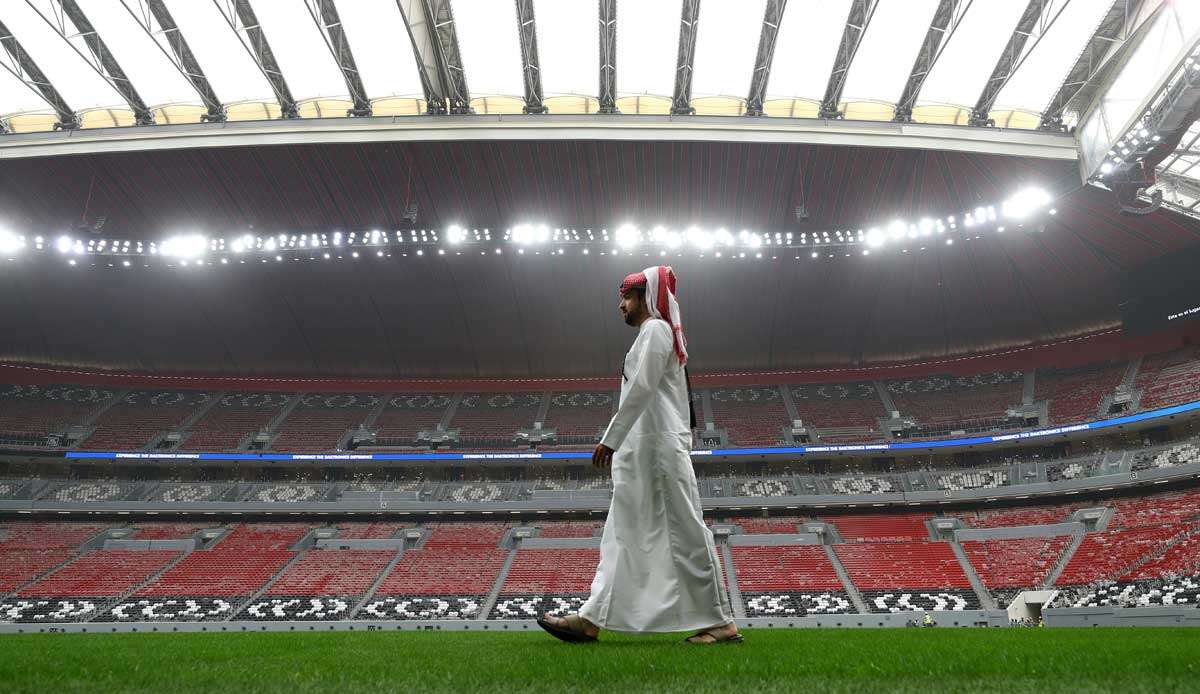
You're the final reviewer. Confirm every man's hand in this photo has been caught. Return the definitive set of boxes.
[592,443,614,469]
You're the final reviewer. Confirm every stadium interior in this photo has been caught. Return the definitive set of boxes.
[2,0,1200,654]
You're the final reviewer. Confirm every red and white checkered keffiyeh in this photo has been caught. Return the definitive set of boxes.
[619,265,688,366]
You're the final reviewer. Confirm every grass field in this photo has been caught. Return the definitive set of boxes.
[1,627,1197,693]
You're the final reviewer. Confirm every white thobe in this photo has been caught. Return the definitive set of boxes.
[578,318,733,633]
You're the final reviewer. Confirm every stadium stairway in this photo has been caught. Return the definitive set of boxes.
[346,541,409,620]
[1041,529,1087,588]
[717,542,747,619]
[822,544,869,614]
[949,540,996,609]
[225,528,319,620]
[477,543,520,620]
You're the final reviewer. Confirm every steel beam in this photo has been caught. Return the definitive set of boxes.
[394,0,472,115]
[119,0,225,122]
[26,0,154,125]
[212,0,299,119]
[1039,0,1145,131]
[893,0,972,123]
[819,0,879,119]
[514,0,546,114]
[745,0,787,117]
[968,0,1071,127]
[0,18,78,129]
[303,0,371,117]
[598,0,617,114]
[670,0,701,115]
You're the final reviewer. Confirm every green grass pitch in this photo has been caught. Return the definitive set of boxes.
[1,627,1196,693]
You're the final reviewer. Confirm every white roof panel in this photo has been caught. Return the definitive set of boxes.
[0,1,124,111]
[767,0,851,101]
[615,0,679,97]
[919,0,1029,109]
[333,0,423,99]
[249,0,349,101]
[454,0,524,98]
[691,0,768,99]
[840,0,941,106]
[159,0,272,105]
[534,0,598,98]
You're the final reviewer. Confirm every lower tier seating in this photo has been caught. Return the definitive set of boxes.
[1055,525,1187,586]
[836,541,972,591]
[18,550,179,597]
[825,514,930,542]
[960,536,1071,589]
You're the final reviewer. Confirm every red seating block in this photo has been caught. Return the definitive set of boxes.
[265,549,395,596]
[825,513,930,542]
[836,541,971,589]
[960,536,1072,588]
[731,545,843,591]
[19,550,180,597]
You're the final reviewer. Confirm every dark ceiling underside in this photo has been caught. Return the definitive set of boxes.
[0,140,1198,378]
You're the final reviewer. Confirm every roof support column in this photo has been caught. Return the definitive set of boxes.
[598,0,618,114]
[819,0,879,119]
[394,0,472,115]
[745,0,787,117]
[514,0,546,114]
[670,0,701,116]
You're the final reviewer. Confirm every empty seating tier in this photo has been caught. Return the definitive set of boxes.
[789,381,885,442]
[0,384,114,440]
[1135,347,1200,410]
[825,513,929,542]
[966,505,1074,528]
[708,387,788,447]
[450,393,542,448]
[80,390,210,451]
[263,549,395,596]
[1035,362,1125,425]
[960,536,1071,589]
[182,392,292,451]
[371,394,452,443]
[1055,525,1187,586]
[542,392,614,447]
[270,393,378,452]
[886,372,1022,434]
[18,550,179,597]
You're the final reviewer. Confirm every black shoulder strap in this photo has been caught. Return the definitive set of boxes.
[685,365,697,430]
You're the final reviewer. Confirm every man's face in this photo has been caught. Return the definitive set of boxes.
[619,289,645,326]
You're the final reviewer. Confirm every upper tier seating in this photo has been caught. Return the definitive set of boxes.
[131,523,213,540]
[936,469,1008,491]
[451,393,542,447]
[967,504,1075,528]
[534,521,602,538]
[542,392,614,447]
[825,514,929,542]
[80,390,210,450]
[788,382,886,442]
[1055,525,1187,585]
[1131,442,1200,472]
[1035,362,1125,425]
[830,475,897,495]
[886,372,1023,433]
[134,523,310,597]
[499,548,599,594]
[1134,347,1200,410]
[835,541,972,590]
[271,393,379,452]
[182,392,293,451]
[0,384,114,439]
[18,550,180,597]
[335,522,410,540]
[372,523,510,597]
[371,394,452,444]
[731,545,844,592]
[960,536,1072,589]
[264,549,395,596]
[709,387,788,446]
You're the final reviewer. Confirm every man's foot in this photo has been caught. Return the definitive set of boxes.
[537,612,599,642]
[685,621,743,644]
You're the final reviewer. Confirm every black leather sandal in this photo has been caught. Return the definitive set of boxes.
[536,613,598,643]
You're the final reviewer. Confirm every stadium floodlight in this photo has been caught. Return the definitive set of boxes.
[615,224,639,249]
[160,234,208,259]
[665,231,682,249]
[866,228,884,248]
[686,227,712,249]
[446,225,465,244]
[714,228,734,246]
[0,229,23,255]
[1002,187,1052,220]
[56,236,73,253]
[919,218,933,236]
[887,220,905,240]
[512,224,534,244]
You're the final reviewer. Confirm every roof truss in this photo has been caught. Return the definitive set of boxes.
[26,0,154,125]
[670,0,701,116]
[118,0,225,122]
[212,0,299,119]
[514,0,546,114]
[0,17,77,129]
[303,0,372,117]
[598,0,617,114]
[893,0,973,123]
[968,0,1072,127]
[745,0,788,117]
[394,0,472,115]
[819,0,879,119]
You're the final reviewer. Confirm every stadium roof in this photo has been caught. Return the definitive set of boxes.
[0,0,1152,132]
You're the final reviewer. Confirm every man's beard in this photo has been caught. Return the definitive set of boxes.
[623,311,638,326]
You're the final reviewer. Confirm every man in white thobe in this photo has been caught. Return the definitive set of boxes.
[537,266,740,644]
